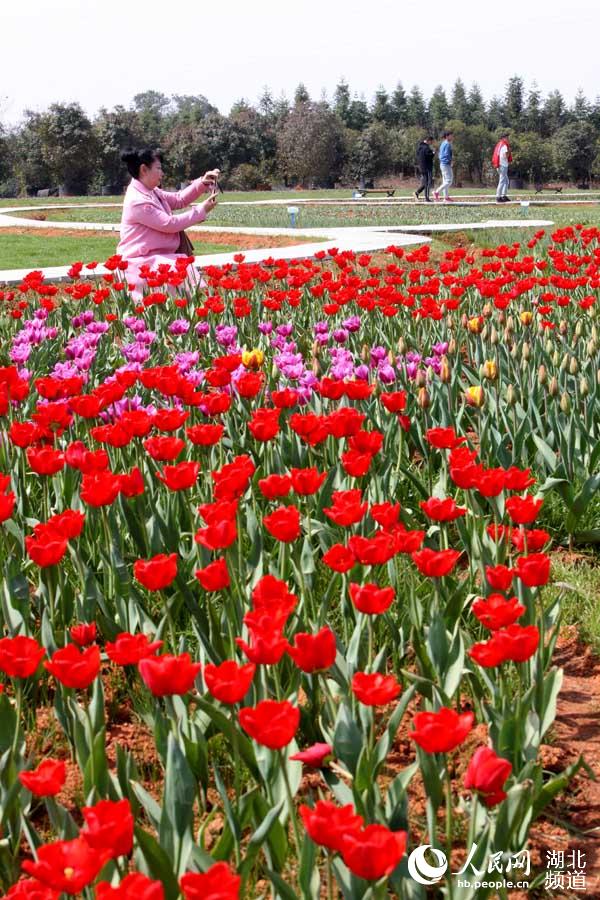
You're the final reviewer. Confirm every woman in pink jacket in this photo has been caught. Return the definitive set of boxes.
[117,148,219,294]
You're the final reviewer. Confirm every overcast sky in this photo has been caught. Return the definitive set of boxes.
[1,0,597,125]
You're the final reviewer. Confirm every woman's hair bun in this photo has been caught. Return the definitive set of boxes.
[120,148,140,165]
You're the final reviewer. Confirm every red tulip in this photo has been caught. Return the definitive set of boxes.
[352,671,402,706]
[143,436,185,461]
[139,653,201,696]
[514,553,551,587]
[341,449,372,477]
[322,543,355,573]
[203,660,256,704]
[469,624,540,667]
[263,505,301,542]
[153,408,189,432]
[426,427,465,449]
[45,645,100,690]
[248,407,280,441]
[195,558,230,591]
[287,627,337,672]
[25,534,68,568]
[411,707,474,753]
[133,553,178,591]
[19,760,66,797]
[464,746,512,807]
[106,632,163,666]
[289,466,327,495]
[155,461,200,491]
[0,636,45,679]
[6,878,59,900]
[299,800,363,853]
[370,501,401,529]
[239,699,300,749]
[258,473,292,499]
[96,873,164,900]
[342,824,407,880]
[80,471,122,507]
[119,467,145,498]
[505,495,543,525]
[472,594,525,630]
[26,447,65,476]
[21,837,110,894]
[81,798,134,858]
[349,582,395,615]
[186,423,224,446]
[180,863,240,900]
[194,519,237,550]
[420,497,467,522]
[411,548,461,578]
[0,490,16,522]
[323,489,367,527]
[485,564,514,592]
[510,528,550,553]
[69,622,97,646]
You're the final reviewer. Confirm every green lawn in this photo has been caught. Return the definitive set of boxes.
[0,234,240,270]
[9,200,600,231]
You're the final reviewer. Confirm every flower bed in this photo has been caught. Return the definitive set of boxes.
[0,227,598,899]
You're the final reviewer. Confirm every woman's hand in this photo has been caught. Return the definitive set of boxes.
[200,168,221,188]
[201,194,218,215]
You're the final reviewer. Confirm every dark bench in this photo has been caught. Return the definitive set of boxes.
[534,184,562,194]
[354,188,396,197]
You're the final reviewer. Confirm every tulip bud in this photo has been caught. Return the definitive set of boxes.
[398,337,407,354]
[461,313,469,329]
[439,356,451,383]
[560,393,571,414]
[592,326,598,343]
[575,321,583,337]
[506,316,515,333]
[490,327,499,345]
[552,350,560,367]
[580,377,589,397]
[417,387,430,409]
[482,359,498,381]
[497,311,506,326]
[415,369,427,388]
[482,303,493,319]
[311,341,320,358]
[506,384,517,406]
[465,385,485,407]
[560,353,569,371]
[587,340,597,357]
[510,343,519,359]
[520,310,533,326]
[446,314,454,330]
[426,365,436,382]
[597,369,600,386]
[522,342,530,361]
[361,344,369,362]
[569,357,579,376]
[559,320,568,335]
[538,365,547,385]
[545,340,554,355]
[448,338,457,355]
[241,348,264,370]
[549,376,559,397]
[312,358,320,376]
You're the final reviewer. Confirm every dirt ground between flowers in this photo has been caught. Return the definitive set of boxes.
[0,226,313,250]
[24,624,600,897]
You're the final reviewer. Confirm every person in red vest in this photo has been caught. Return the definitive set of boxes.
[493,132,513,203]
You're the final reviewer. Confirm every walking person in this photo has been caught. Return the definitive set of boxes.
[434,131,454,201]
[493,132,512,202]
[414,136,435,202]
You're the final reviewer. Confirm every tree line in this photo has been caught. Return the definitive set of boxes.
[1,76,600,196]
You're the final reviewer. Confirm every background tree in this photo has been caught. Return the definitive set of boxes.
[406,86,428,128]
[371,86,394,125]
[510,132,554,184]
[525,84,543,135]
[389,126,424,176]
[333,80,352,125]
[25,103,96,194]
[428,86,449,135]
[293,83,310,107]
[350,122,393,186]
[276,102,346,186]
[552,121,597,184]
[542,90,567,137]
[450,79,469,122]
[93,106,143,192]
[467,84,487,125]
[504,76,525,130]
[346,94,371,131]
[132,90,170,146]
[390,82,408,127]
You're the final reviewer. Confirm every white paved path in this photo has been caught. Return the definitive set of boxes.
[0,204,554,285]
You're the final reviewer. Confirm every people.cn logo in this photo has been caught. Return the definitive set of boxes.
[407,845,449,885]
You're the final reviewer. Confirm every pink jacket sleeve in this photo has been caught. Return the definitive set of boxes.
[155,178,208,211]
[131,201,207,233]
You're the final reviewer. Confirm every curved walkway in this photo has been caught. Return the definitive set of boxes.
[0,204,554,285]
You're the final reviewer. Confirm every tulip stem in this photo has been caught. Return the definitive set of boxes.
[278,750,301,881]
[10,682,23,760]
[445,764,455,899]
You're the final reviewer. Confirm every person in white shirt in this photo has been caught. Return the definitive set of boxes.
[494,133,512,203]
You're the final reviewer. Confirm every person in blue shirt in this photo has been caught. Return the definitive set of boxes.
[434,131,454,201]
